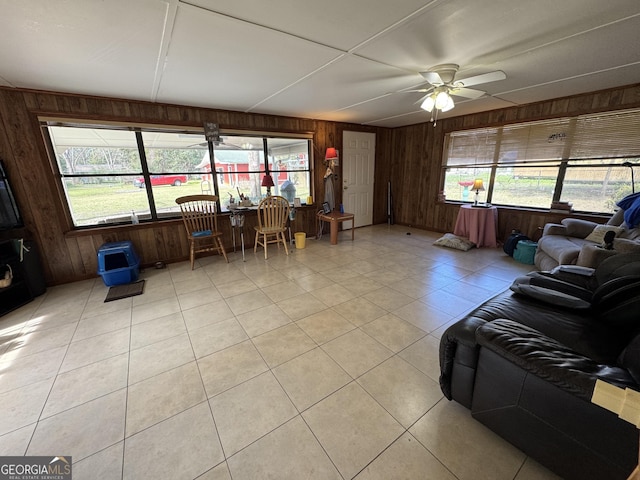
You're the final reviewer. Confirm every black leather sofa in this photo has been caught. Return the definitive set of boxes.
[439,289,640,480]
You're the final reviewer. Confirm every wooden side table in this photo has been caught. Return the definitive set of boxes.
[316,211,355,245]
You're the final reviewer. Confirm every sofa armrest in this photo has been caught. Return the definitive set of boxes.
[614,237,640,253]
[476,319,636,401]
[439,316,486,400]
[577,240,640,267]
[576,244,618,268]
[542,223,566,236]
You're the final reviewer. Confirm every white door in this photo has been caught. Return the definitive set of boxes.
[343,131,375,229]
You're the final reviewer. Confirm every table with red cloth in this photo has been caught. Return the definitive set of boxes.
[453,204,498,248]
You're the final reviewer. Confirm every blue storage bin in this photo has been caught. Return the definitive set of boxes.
[97,241,140,286]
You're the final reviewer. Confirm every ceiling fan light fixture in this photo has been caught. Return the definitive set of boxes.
[421,95,435,112]
[434,89,451,110]
[441,95,455,112]
[413,64,507,124]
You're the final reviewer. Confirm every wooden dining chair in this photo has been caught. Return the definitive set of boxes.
[176,195,228,269]
[254,195,290,259]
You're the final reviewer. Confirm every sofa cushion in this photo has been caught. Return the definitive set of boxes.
[534,249,561,272]
[461,290,629,364]
[537,234,592,265]
[584,225,625,244]
[562,218,599,238]
[476,319,638,399]
[607,208,625,226]
[510,273,592,309]
[620,225,640,241]
[576,244,618,267]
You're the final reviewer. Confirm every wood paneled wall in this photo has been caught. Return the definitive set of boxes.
[384,83,640,242]
[2,83,640,285]
[0,88,389,285]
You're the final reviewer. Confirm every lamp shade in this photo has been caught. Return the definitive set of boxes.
[435,90,450,110]
[472,178,485,191]
[420,95,435,112]
[441,95,455,112]
[261,174,275,188]
[325,147,338,159]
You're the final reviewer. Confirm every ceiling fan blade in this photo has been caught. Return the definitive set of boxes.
[402,87,434,94]
[214,142,242,150]
[419,71,443,85]
[449,87,486,99]
[455,70,506,88]
[414,93,432,106]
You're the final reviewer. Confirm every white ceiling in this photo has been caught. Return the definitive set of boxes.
[2,0,640,128]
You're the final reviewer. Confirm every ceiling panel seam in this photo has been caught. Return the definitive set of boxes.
[346,0,441,54]
[175,0,438,108]
[245,54,347,113]
[151,0,180,102]
[179,0,347,53]
[496,61,640,97]
[469,11,640,69]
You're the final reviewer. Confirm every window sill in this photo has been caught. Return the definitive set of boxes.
[63,204,318,238]
[443,201,612,221]
[64,218,182,238]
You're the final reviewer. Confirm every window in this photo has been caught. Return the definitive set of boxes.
[442,109,640,212]
[44,122,312,227]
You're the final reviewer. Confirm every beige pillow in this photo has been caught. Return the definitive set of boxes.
[584,225,625,244]
[433,233,475,251]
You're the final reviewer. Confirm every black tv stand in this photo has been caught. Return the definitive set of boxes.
[0,239,46,317]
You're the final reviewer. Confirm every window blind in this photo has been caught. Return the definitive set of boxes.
[444,107,640,167]
[444,127,497,167]
[498,118,571,164]
[572,109,640,160]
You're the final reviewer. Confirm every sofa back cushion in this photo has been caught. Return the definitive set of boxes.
[477,319,638,399]
[619,226,640,241]
[607,208,625,226]
[562,218,599,238]
[607,205,640,240]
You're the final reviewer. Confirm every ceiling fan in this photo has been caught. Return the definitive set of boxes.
[404,64,506,123]
[185,123,240,149]
[187,137,241,150]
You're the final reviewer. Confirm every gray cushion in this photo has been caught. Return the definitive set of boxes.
[510,273,592,309]
[537,235,592,265]
[562,218,599,238]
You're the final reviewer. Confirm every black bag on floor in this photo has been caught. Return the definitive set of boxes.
[504,232,529,256]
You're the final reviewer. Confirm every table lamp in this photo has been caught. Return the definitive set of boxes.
[472,178,485,206]
[325,147,339,168]
[261,174,275,196]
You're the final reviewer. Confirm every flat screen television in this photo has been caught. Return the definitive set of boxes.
[0,159,23,230]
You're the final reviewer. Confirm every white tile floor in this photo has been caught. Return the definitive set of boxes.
[0,225,563,480]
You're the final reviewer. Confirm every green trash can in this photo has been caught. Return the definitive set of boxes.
[513,240,537,265]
